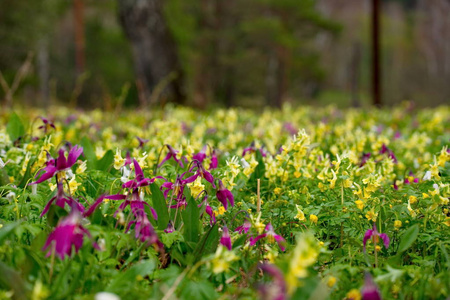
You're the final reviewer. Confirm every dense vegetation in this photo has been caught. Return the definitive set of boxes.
[0,104,449,299]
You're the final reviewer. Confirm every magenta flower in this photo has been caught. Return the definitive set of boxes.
[380,144,397,163]
[122,159,162,189]
[258,264,287,300]
[198,194,216,225]
[184,161,215,188]
[250,223,286,251]
[192,146,207,163]
[159,144,184,168]
[164,221,175,233]
[136,136,149,148]
[40,181,84,217]
[210,149,218,169]
[235,218,251,234]
[38,117,56,134]
[242,142,267,157]
[220,226,232,250]
[360,152,372,167]
[361,272,382,300]
[216,180,234,210]
[363,223,390,252]
[43,205,98,260]
[31,145,83,185]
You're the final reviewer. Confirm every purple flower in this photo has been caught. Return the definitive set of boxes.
[122,159,162,189]
[361,272,382,300]
[136,136,149,148]
[380,144,397,163]
[43,205,98,260]
[220,226,232,250]
[164,221,175,233]
[360,152,372,167]
[210,149,218,169]
[192,146,207,163]
[216,180,234,210]
[184,161,215,188]
[40,181,84,217]
[363,223,390,252]
[159,144,184,168]
[198,194,216,225]
[250,223,286,251]
[235,218,251,234]
[38,117,56,134]
[242,142,267,157]
[258,264,287,300]
[31,145,83,185]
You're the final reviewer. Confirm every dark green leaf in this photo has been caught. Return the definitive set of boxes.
[182,196,200,244]
[194,223,219,263]
[0,221,21,245]
[150,183,169,230]
[6,112,25,142]
[397,224,419,253]
[96,149,113,171]
[80,136,97,169]
[107,259,156,293]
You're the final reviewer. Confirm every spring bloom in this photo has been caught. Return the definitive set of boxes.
[158,144,184,167]
[235,218,251,234]
[192,146,207,163]
[216,180,234,210]
[220,226,232,250]
[361,272,382,300]
[258,264,287,300]
[41,181,84,217]
[380,144,397,163]
[38,117,56,134]
[250,223,286,251]
[210,149,218,169]
[31,145,83,185]
[184,160,215,188]
[43,205,98,259]
[363,223,390,252]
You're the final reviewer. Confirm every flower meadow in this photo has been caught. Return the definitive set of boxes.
[0,104,449,300]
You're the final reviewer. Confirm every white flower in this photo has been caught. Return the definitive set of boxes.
[423,171,431,181]
[95,292,120,300]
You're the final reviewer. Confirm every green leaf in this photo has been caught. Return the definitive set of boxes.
[250,149,266,181]
[397,224,419,253]
[0,261,27,300]
[150,183,169,230]
[182,196,200,244]
[6,112,25,142]
[0,221,21,245]
[107,259,156,293]
[80,136,96,169]
[180,280,218,300]
[96,149,113,171]
[194,223,219,263]
[18,157,36,188]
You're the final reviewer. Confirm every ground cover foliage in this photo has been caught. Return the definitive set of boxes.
[0,104,449,299]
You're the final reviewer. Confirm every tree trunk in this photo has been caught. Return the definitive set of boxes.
[118,0,185,106]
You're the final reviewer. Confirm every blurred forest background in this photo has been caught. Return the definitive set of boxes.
[0,0,449,109]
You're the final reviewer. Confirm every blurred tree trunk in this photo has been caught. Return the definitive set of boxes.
[118,0,185,106]
[38,38,50,108]
[73,0,85,75]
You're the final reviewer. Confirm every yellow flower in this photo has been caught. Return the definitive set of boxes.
[346,289,361,300]
[76,161,87,175]
[187,176,205,198]
[318,182,326,192]
[394,220,402,228]
[327,276,337,288]
[294,171,302,178]
[355,200,364,210]
[295,205,306,221]
[210,245,238,274]
[365,208,378,222]
[286,233,319,295]
[444,217,450,227]
[309,214,318,224]
[409,195,417,204]
[274,187,282,195]
[113,149,124,170]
